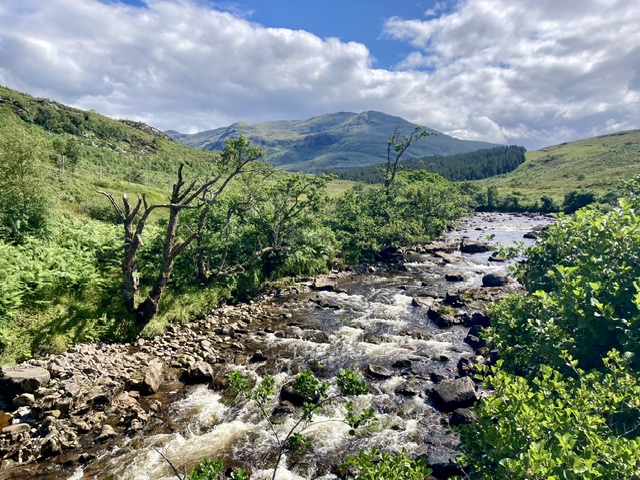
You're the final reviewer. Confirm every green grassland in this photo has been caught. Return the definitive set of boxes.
[478,130,640,200]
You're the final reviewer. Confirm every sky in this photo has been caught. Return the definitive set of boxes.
[1,0,639,150]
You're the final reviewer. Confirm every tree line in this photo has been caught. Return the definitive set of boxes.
[334,145,526,183]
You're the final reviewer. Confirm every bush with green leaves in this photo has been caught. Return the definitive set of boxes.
[186,458,248,480]
[331,171,469,262]
[458,351,640,479]
[340,447,432,480]
[0,127,52,243]
[489,194,640,374]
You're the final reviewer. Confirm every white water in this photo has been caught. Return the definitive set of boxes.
[70,214,552,480]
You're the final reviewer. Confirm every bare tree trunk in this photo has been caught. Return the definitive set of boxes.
[136,204,180,324]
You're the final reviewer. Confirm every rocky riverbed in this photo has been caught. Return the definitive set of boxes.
[0,213,553,480]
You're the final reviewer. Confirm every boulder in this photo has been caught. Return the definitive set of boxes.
[445,272,466,282]
[279,382,320,407]
[411,296,435,309]
[0,366,51,400]
[249,351,268,363]
[450,407,478,426]
[482,273,511,287]
[395,378,427,397]
[429,376,477,411]
[444,291,465,308]
[85,380,125,407]
[460,240,490,254]
[312,278,338,292]
[391,359,413,370]
[301,330,330,343]
[2,423,31,435]
[366,364,394,379]
[181,361,215,384]
[428,306,462,329]
[434,251,463,264]
[426,451,464,479]
[131,359,164,395]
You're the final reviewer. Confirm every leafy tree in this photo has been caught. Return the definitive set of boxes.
[383,126,434,189]
[332,171,469,262]
[489,196,640,374]
[341,447,432,480]
[100,135,270,325]
[52,137,83,175]
[563,190,597,213]
[0,127,52,243]
[460,179,640,478]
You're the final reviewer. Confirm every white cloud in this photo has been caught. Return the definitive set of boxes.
[384,0,640,147]
[0,0,638,149]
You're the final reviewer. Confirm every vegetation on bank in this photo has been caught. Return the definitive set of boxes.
[0,110,468,364]
[457,177,640,478]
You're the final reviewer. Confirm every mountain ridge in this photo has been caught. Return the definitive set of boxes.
[168,110,500,171]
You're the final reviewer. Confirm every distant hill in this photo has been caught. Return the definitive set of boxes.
[478,130,640,197]
[0,85,220,208]
[167,111,499,171]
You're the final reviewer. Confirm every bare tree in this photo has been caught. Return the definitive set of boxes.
[99,135,269,325]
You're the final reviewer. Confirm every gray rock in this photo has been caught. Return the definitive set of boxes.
[279,382,320,407]
[85,380,125,407]
[139,360,164,395]
[367,364,393,379]
[428,306,461,329]
[450,407,478,426]
[460,240,490,253]
[312,277,338,292]
[13,393,35,407]
[482,273,511,287]
[445,272,466,282]
[249,350,268,363]
[2,423,31,434]
[0,366,51,400]
[444,291,465,307]
[395,379,427,396]
[96,424,117,441]
[434,251,463,264]
[412,297,435,309]
[430,376,477,411]
[301,330,330,343]
[426,451,464,478]
[182,361,215,384]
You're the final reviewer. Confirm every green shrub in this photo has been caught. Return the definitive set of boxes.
[458,351,640,479]
[341,447,432,480]
[490,197,640,374]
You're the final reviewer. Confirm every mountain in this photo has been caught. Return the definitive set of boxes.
[168,111,500,171]
[478,129,640,197]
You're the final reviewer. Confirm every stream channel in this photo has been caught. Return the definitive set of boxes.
[1,213,553,480]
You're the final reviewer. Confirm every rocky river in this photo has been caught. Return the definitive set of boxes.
[0,213,553,480]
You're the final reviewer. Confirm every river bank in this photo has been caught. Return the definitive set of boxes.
[0,213,553,480]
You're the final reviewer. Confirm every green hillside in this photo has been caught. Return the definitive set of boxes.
[168,110,499,171]
[478,129,640,199]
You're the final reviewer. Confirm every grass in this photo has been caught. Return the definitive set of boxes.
[477,129,640,199]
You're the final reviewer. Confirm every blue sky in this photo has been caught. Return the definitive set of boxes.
[1,0,640,149]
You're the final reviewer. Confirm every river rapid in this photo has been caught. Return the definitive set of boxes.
[0,213,553,480]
